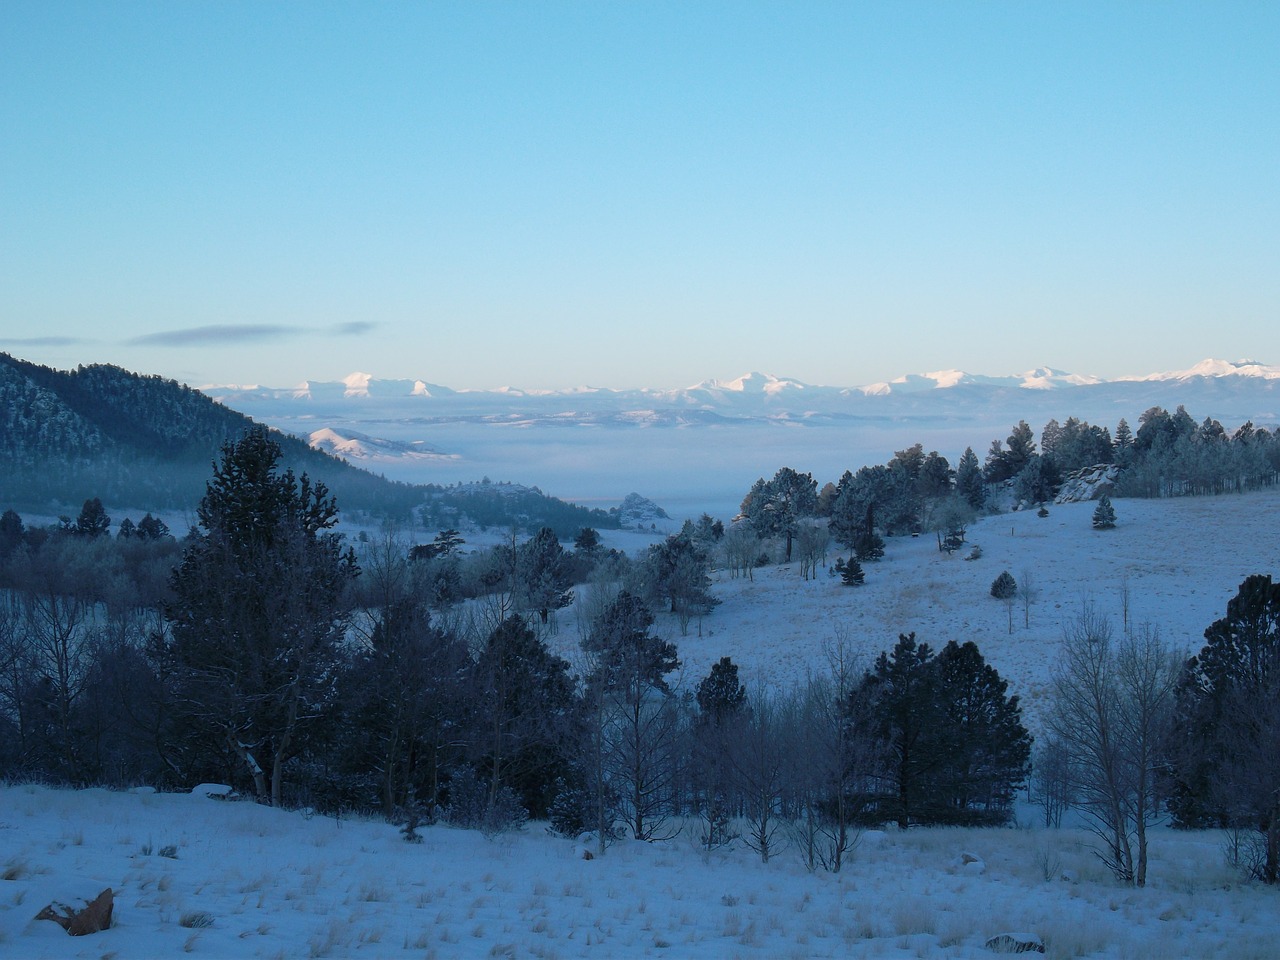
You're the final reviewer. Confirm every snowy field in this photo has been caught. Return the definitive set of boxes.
[4,489,1280,958]
[3,781,1277,960]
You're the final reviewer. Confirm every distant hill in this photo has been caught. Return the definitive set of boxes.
[0,354,619,535]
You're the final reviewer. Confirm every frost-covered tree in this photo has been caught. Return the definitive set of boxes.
[1092,496,1117,530]
[990,571,1017,600]
[639,533,717,633]
[513,527,574,627]
[740,467,818,563]
[1047,611,1179,886]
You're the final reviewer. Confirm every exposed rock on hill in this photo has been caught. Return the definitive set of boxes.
[1055,464,1121,504]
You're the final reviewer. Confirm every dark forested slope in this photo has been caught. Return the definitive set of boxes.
[0,354,617,533]
[0,353,428,517]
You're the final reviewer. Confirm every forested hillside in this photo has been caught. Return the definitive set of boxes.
[0,354,617,532]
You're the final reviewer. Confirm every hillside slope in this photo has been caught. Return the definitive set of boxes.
[0,353,426,518]
[578,489,1280,733]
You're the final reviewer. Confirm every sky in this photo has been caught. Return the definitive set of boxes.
[1,1,1277,391]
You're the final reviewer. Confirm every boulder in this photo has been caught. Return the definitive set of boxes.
[958,851,986,874]
[191,783,236,800]
[985,932,1045,954]
[1055,464,1120,504]
[35,887,114,936]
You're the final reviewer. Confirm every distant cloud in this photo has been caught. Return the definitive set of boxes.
[128,321,376,347]
[129,324,298,347]
[0,335,85,346]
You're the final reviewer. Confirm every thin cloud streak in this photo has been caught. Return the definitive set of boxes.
[128,322,377,347]
[129,324,299,346]
[0,336,87,346]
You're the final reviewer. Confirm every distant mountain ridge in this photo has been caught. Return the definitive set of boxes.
[194,358,1280,507]
[205,358,1280,411]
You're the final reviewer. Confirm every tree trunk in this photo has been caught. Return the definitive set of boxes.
[1267,810,1280,885]
[231,735,268,799]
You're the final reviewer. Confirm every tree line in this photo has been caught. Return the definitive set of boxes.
[731,404,1280,581]
[0,428,1033,869]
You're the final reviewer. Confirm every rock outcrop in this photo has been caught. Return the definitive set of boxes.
[35,887,114,936]
[1055,464,1120,504]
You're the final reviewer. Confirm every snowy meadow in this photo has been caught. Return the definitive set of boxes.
[4,490,1280,958]
[2,779,1276,960]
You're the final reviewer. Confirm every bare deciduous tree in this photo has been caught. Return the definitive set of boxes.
[1047,609,1179,885]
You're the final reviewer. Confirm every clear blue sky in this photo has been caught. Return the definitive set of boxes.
[2,1,1276,390]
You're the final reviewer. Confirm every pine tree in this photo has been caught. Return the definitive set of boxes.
[164,427,358,806]
[860,634,1029,827]
[990,571,1017,600]
[954,446,985,510]
[74,497,110,538]
[472,615,576,819]
[1168,575,1280,882]
[1113,418,1133,450]
[834,557,865,586]
[932,640,1032,822]
[1005,421,1037,476]
[696,656,747,725]
[1092,495,1117,530]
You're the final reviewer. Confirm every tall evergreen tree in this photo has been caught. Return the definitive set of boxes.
[163,427,358,806]
[515,526,574,625]
[932,641,1032,822]
[954,446,985,510]
[74,497,110,538]
[696,656,747,726]
[860,633,1029,827]
[472,615,577,818]
[740,467,818,563]
[861,633,941,828]
[1004,421,1037,476]
[1168,575,1280,882]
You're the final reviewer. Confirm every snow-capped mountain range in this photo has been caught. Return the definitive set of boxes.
[202,359,1280,519]
[206,358,1280,409]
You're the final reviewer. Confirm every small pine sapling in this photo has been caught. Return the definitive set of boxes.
[1092,495,1116,530]
[834,557,865,586]
[990,571,1017,600]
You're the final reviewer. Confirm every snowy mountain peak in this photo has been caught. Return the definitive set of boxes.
[689,372,809,396]
[1133,358,1280,382]
[1015,366,1102,390]
[342,372,373,397]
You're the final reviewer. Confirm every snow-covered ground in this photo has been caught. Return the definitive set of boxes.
[568,489,1280,735]
[4,489,1279,958]
[2,781,1274,959]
